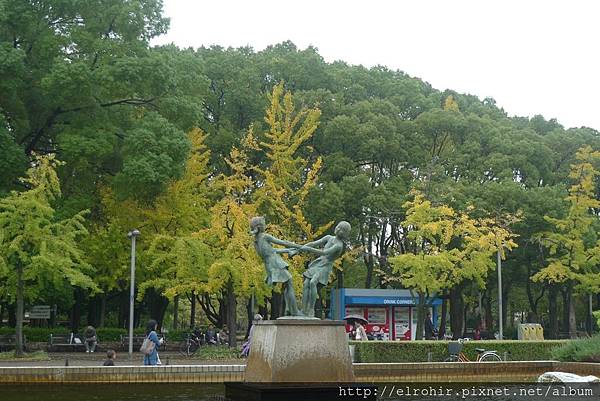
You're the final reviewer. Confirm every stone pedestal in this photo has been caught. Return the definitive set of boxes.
[243,319,355,383]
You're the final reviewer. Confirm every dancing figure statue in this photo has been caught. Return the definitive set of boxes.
[296,221,351,317]
[250,216,302,316]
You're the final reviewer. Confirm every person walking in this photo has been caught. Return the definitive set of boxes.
[241,314,262,357]
[142,320,163,366]
[353,321,368,341]
[424,312,437,339]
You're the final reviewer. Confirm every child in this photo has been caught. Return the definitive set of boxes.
[250,216,303,315]
[103,349,116,366]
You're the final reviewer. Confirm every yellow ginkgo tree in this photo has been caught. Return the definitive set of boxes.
[198,134,265,347]
[252,82,333,311]
[94,128,212,328]
[388,190,518,339]
[533,146,600,338]
[0,155,97,356]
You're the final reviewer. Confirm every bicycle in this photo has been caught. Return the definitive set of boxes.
[444,338,502,362]
[178,333,203,357]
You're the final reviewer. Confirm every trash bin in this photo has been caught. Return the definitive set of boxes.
[533,324,544,340]
[518,323,544,340]
[517,324,527,340]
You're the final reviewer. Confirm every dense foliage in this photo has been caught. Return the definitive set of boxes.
[1,1,599,351]
[551,335,600,363]
[352,340,568,363]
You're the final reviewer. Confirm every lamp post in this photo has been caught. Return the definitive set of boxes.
[127,229,140,359]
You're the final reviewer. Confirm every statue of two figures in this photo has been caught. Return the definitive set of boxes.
[250,217,351,318]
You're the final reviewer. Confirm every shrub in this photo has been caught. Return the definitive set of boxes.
[0,327,189,342]
[352,340,568,362]
[551,335,600,362]
[96,328,127,341]
[0,327,70,342]
[195,345,241,360]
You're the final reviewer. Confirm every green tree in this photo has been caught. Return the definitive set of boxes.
[0,155,97,355]
[533,146,600,338]
[388,191,517,339]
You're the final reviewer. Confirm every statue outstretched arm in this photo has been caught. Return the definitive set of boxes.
[302,236,330,248]
[264,234,303,249]
[298,242,342,257]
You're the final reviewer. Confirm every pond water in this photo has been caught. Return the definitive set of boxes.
[0,384,225,401]
[1,383,598,401]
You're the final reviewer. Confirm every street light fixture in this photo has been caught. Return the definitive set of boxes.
[127,229,140,359]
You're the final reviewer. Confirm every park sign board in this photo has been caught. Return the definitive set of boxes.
[29,305,51,319]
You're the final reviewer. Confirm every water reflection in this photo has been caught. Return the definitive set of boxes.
[1,384,225,401]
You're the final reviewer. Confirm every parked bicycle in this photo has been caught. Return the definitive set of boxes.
[178,331,204,357]
[444,338,502,362]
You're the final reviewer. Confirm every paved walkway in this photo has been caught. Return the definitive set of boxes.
[0,352,246,367]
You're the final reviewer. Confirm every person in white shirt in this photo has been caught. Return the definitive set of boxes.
[354,321,368,341]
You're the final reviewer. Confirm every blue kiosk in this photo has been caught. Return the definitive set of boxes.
[329,288,442,340]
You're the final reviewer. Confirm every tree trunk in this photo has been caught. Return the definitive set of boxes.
[568,287,576,339]
[415,292,425,340]
[449,287,464,339]
[87,296,98,327]
[561,288,569,334]
[364,219,375,288]
[70,289,83,333]
[484,291,493,331]
[173,295,179,331]
[246,296,254,339]
[15,263,24,357]
[462,302,469,337]
[0,303,4,327]
[99,295,106,328]
[118,290,129,329]
[147,289,169,326]
[586,293,593,335]
[336,265,344,289]
[525,269,540,323]
[438,297,447,338]
[501,283,510,334]
[190,291,196,329]
[7,303,16,327]
[270,290,282,320]
[548,285,559,339]
[226,279,237,347]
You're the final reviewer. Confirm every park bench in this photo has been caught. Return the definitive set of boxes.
[120,333,167,352]
[48,333,86,352]
[0,334,27,352]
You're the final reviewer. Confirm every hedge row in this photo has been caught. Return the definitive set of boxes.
[351,340,569,362]
[0,327,192,342]
[551,335,600,362]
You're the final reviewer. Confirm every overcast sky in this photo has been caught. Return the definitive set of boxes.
[153,0,600,131]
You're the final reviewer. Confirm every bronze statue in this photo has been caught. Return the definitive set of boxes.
[296,221,351,317]
[250,217,351,318]
[250,216,302,316]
